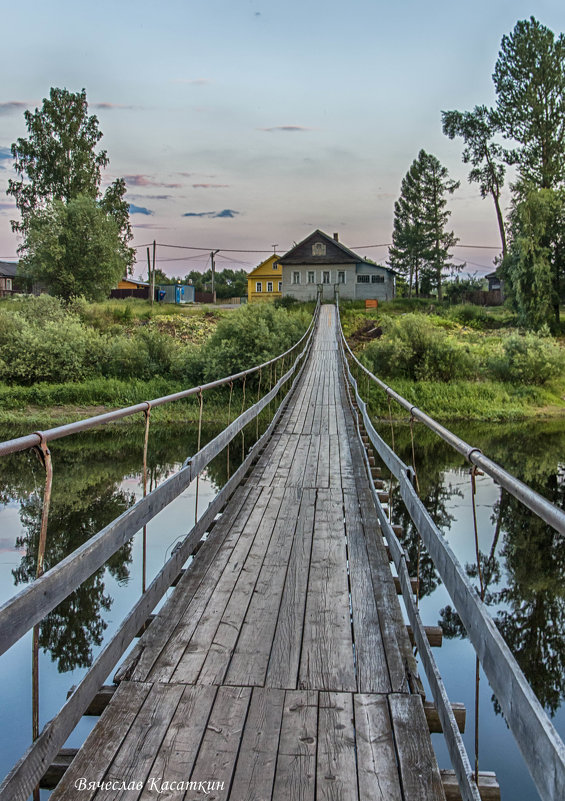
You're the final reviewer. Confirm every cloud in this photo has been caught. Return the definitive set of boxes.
[174,78,212,85]
[132,222,169,230]
[258,125,313,132]
[183,209,239,219]
[0,101,29,115]
[125,174,182,188]
[129,194,172,201]
[129,204,153,215]
[92,102,139,110]
[0,147,11,160]
[192,183,229,189]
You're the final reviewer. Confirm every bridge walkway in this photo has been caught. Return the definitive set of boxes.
[51,305,446,800]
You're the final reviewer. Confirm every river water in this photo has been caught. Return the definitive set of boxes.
[0,416,563,799]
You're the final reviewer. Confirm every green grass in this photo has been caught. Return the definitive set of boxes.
[361,376,565,422]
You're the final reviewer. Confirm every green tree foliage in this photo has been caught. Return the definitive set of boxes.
[501,188,565,328]
[442,106,507,255]
[493,17,565,191]
[21,195,127,301]
[184,268,248,298]
[6,87,134,294]
[389,150,459,300]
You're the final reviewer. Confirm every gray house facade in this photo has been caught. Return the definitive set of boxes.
[277,230,394,302]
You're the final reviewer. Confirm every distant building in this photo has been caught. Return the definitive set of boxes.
[0,262,18,296]
[277,230,395,302]
[247,254,282,303]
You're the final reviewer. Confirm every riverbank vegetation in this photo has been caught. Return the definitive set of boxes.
[341,300,565,421]
[0,295,312,427]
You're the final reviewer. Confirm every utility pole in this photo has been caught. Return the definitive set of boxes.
[147,247,151,299]
[210,249,219,303]
[272,244,278,254]
[151,240,156,307]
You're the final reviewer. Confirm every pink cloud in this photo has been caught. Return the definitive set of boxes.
[192,183,229,189]
[125,175,182,188]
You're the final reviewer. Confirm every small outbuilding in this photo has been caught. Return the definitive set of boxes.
[277,230,394,302]
[0,261,18,296]
[247,254,282,303]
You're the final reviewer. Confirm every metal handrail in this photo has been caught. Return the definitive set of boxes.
[0,303,318,457]
[336,301,565,801]
[337,305,565,536]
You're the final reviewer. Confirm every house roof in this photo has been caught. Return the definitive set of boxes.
[0,261,18,278]
[277,230,394,273]
[121,277,149,287]
[247,254,281,278]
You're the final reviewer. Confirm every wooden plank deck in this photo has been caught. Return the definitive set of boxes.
[51,305,446,801]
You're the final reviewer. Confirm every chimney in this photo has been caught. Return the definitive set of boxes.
[333,232,339,241]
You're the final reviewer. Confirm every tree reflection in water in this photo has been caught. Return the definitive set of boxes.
[380,419,565,718]
[0,418,262,674]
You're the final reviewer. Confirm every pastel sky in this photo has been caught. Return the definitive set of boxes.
[0,0,563,279]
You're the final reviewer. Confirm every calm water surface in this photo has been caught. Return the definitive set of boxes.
[0,416,563,800]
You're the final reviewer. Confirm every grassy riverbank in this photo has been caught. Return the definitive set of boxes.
[0,295,312,429]
[341,300,565,422]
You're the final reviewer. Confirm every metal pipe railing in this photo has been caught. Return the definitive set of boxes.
[0,305,318,457]
[337,304,565,536]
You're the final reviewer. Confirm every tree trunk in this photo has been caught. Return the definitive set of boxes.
[492,191,507,257]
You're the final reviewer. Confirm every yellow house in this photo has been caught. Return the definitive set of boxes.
[247,254,282,303]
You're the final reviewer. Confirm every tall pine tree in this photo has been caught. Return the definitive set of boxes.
[389,150,459,300]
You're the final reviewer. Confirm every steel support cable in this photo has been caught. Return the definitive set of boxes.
[337,304,565,801]
[336,306,565,536]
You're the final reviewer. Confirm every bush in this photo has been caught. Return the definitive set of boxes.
[361,314,475,382]
[487,332,565,385]
[202,303,309,379]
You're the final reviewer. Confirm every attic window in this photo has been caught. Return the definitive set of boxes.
[312,242,326,256]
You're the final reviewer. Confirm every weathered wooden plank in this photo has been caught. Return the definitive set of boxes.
[388,693,446,801]
[440,771,500,801]
[343,490,391,694]
[196,485,287,685]
[424,701,466,734]
[317,692,358,801]
[137,684,217,801]
[50,682,152,800]
[266,488,316,689]
[354,694,402,801]
[225,487,303,686]
[188,686,251,797]
[272,690,318,801]
[118,483,262,683]
[354,482,413,694]
[39,750,77,790]
[146,485,276,683]
[92,683,186,801]
[229,688,285,801]
[299,489,356,692]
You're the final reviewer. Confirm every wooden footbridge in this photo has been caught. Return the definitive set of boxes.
[0,302,564,801]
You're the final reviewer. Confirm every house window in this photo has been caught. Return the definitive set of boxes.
[267,281,273,292]
[371,274,385,284]
[273,263,278,270]
[357,275,370,283]
[256,281,262,293]
[312,242,326,256]
[278,281,282,291]
[292,271,301,284]
[337,271,345,284]
[322,271,330,284]
[6,279,12,290]
[307,271,315,284]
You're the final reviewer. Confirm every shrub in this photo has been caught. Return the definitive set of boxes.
[361,314,475,382]
[202,303,309,379]
[487,332,565,385]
